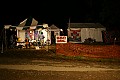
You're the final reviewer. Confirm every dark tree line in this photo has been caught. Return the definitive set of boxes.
[67,0,120,31]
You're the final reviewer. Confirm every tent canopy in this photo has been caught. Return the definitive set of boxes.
[4,25,44,30]
[4,17,48,30]
[18,16,38,27]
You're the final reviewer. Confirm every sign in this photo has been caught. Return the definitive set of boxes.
[56,36,67,43]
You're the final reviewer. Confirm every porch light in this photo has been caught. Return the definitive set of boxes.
[60,29,63,31]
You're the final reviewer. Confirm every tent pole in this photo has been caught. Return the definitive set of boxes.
[1,28,4,53]
[1,42,3,53]
[46,27,50,52]
[5,29,7,50]
[47,27,49,52]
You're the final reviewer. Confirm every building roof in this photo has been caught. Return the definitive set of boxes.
[50,24,60,29]
[68,23,105,28]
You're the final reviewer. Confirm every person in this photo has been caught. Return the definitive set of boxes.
[9,34,17,48]
[39,32,45,48]
[25,37,29,48]
[9,34,14,48]
[14,35,18,47]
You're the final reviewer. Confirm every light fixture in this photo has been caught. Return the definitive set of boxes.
[60,29,63,31]
[4,25,11,29]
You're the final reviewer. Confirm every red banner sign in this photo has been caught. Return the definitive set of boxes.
[56,36,67,43]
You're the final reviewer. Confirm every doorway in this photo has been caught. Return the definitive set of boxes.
[51,31,55,44]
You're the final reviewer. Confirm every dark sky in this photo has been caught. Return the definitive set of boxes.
[0,0,120,31]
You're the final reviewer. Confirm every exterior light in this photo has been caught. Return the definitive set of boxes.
[60,29,63,31]
[4,25,11,29]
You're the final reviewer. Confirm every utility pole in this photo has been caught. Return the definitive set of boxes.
[69,17,71,29]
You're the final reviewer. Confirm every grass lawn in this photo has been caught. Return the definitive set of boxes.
[0,47,120,63]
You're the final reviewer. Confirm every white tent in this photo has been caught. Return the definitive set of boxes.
[16,17,39,43]
[67,23,106,43]
[4,17,51,46]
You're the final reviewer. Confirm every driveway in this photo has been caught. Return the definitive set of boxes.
[0,58,120,80]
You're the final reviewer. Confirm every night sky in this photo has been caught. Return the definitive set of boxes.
[0,0,120,31]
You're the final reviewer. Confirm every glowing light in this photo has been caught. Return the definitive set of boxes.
[60,29,63,31]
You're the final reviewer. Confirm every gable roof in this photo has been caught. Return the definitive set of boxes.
[68,23,105,28]
[50,24,60,29]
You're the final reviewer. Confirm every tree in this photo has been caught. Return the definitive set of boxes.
[99,0,120,30]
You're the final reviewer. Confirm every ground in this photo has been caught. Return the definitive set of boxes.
[0,46,120,80]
